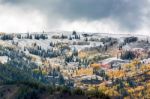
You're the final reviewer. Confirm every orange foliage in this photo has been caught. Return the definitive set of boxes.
[90,63,101,69]
[107,70,125,78]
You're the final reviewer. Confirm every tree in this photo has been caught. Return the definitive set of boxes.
[85,38,88,42]
[72,31,77,35]
[59,74,65,85]
[121,51,135,60]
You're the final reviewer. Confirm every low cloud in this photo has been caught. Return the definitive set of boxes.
[0,0,150,34]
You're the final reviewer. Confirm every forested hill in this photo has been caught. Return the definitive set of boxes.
[0,47,109,99]
[0,64,109,99]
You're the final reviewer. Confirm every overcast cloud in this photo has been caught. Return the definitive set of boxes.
[0,0,150,34]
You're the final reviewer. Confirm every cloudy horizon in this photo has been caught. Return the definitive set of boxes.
[0,0,150,35]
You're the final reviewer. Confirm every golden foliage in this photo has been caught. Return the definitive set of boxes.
[123,59,140,70]
[74,68,93,76]
[134,86,144,92]
[98,84,108,93]
[87,86,96,91]
[132,59,140,65]
[90,63,100,69]
[107,70,125,78]
[104,89,120,96]
[78,52,88,58]
[127,87,134,94]
[140,64,150,72]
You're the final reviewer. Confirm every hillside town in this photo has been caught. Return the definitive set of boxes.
[0,31,150,98]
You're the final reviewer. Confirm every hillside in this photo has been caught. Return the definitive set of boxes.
[0,64,109,99]
[0,32,150,98]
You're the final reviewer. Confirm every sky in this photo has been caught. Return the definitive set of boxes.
[0,0,150,34]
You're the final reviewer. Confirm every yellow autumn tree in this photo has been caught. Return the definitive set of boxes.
[90,63,100,69]
[75,68,93,76]
[104,88,120,97]
[107,70,125,78]
[140,64,150,72]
